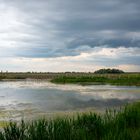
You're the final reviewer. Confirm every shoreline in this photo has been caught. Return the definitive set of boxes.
[0,102,140,139]
[0,78,140,86]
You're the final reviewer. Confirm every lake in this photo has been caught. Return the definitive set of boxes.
[0,80,140,121]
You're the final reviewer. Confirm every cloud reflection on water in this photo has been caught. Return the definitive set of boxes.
[0,80,140,120]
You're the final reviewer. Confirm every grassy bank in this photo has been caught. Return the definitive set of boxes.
[0,102,140,140]
[0,72,140,86]
[51,73,140,86]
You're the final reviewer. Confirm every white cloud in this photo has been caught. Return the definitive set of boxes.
[116,64,140,72]
[0,47,139,72]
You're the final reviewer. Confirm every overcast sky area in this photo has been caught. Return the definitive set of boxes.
[0,0,140,72]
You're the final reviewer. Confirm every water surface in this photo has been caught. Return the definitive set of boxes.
[0,80,140,121]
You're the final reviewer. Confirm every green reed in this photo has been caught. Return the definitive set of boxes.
[0,102,140,140]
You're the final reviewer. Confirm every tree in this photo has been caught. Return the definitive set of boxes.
[94,68,124,74]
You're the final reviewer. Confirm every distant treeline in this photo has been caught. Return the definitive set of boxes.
[94,68,124,74]
[0,68,138,75]
[0,68,125,74]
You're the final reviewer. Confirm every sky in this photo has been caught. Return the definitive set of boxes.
[0,0,140,72]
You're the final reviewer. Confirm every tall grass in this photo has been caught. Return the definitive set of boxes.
[0,72,140,86]
[51,74,140,86]
[0,102,140,140]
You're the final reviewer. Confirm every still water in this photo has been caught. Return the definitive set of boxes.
[0,80,140,121]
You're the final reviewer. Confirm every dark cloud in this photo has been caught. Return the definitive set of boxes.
[67,38,140,49]
[0,0,140,71]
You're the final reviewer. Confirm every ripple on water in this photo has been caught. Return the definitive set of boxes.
[0,80,140,121]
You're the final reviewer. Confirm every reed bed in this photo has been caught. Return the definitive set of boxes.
[0,72,140,86]
[51,74,140,86]
[0,102,140,140]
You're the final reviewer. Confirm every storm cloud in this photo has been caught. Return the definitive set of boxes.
[0,0,140,71]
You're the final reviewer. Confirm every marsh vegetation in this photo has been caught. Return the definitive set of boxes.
[0,72,140,86]
[0,102,140,140]
[51,73,140,86]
